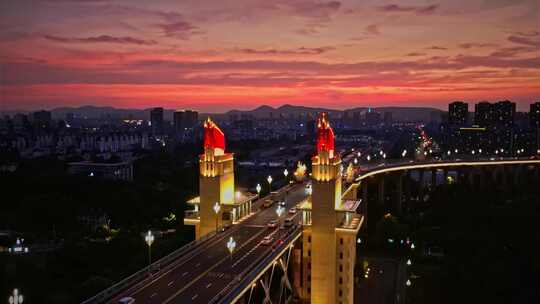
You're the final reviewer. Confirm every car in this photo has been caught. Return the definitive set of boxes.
[288,207,297,214]
[118,297,135,304]
[282,218,294,228]
[262,200,273,208]
[220,224,231,232]
[261,235,273,245]
[267,220,278,228]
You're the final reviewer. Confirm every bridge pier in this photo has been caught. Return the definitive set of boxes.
[378,176,385,209]
[393,173,403,216]
[418,169,425,202]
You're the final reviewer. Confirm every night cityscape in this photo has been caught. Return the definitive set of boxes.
[1,1,539,304]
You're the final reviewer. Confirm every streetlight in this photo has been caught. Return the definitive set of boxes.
[276,205,284,218]
[407,259,412,266]
[283,168,289,178]
[383,153,387,159]
[145,230,154,272]
[213,202,221,233]
[402,149,407,158]
[406,279,412,287]
[353,158,358,165]
[256,183,261,195]
[227,236,236,261]
[366,155,371,161]
[9,289,23,304]
[267,175,273,192]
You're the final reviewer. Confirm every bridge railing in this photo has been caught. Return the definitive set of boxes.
[81,230,217,304]
[212,225,303,304]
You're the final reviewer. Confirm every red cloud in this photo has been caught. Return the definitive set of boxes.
[378,4,439,15]
[44,35,156,45]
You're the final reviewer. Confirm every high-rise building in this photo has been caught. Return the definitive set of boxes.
[174,110,198,133]
[365,108,381,126]
[474,101,493,126]
[150,107,164,133]
[383,111,393,125]
[449,101,468,126]
[493,100,515,127]
[32,110,52,129]
[529,102,540,128]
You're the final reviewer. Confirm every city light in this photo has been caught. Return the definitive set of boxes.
[227,237,236,261]
[276,205,284,217]
[406,279,412,287]
[407,259,412,266]
[256,183,261,194]
[9,289,23,304]
[145,230,154,272]
[402,149,407,157]
[267,175,273,192]
[367,155,371,161]
[283,168,288,178]
[354,158,358,165]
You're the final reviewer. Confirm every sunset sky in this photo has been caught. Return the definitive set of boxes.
[1,0,539,112]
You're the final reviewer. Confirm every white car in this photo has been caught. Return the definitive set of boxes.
[261,235,273,245]
[118,297,135,304]
[267,220,278,228]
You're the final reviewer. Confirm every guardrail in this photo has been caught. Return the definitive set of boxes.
[212,225,303,304]
[81,230,217,304]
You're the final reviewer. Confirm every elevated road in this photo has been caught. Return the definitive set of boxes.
[108,183,308,304]
[85,156,539,304]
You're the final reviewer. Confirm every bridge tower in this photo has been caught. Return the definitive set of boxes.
[185,118,235,239]
[304,113,361,304]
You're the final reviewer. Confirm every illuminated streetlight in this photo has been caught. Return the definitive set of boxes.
[145,230,154,273]
[267,175,273,192]
[406,279,412,287]
[357,152,361,157]
[379,150,384,156]
[383,153,387,159]
[410,243,415,250]
[354,158,358,165]
[213,202,221,233]
[367,155,371,161]
[276,205,284,218]
[283,168,289,179]
[226,237,236,261]
[9,289,23,304]
[407,259,412,266]
[402,149,407,157]
[256,183,261,195]
[447,150,451,156]
[454,149,458,154]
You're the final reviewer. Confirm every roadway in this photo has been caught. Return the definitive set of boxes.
[113,183,308,304]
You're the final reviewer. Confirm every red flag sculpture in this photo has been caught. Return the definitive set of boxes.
[316,112,335,155]
[203,118,225,151]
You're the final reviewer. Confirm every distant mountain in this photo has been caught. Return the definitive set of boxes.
[4,104,443,123]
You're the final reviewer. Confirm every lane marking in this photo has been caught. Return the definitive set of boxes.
[163,228,268,304]
[206,283,212,288]
[150,292,157,298]
[182,271,188,277]
[192,294,198,300]
[168,280,174,287]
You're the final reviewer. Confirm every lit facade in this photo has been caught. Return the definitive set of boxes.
[299,113,362,304]
[184,118,256,239]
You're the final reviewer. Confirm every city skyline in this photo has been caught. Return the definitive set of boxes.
[1,0,539,112]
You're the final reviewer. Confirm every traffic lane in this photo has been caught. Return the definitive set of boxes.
[168,226,279,304]
[129,226,265,304]
[187,226,294,304]
[114,184,306,303]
